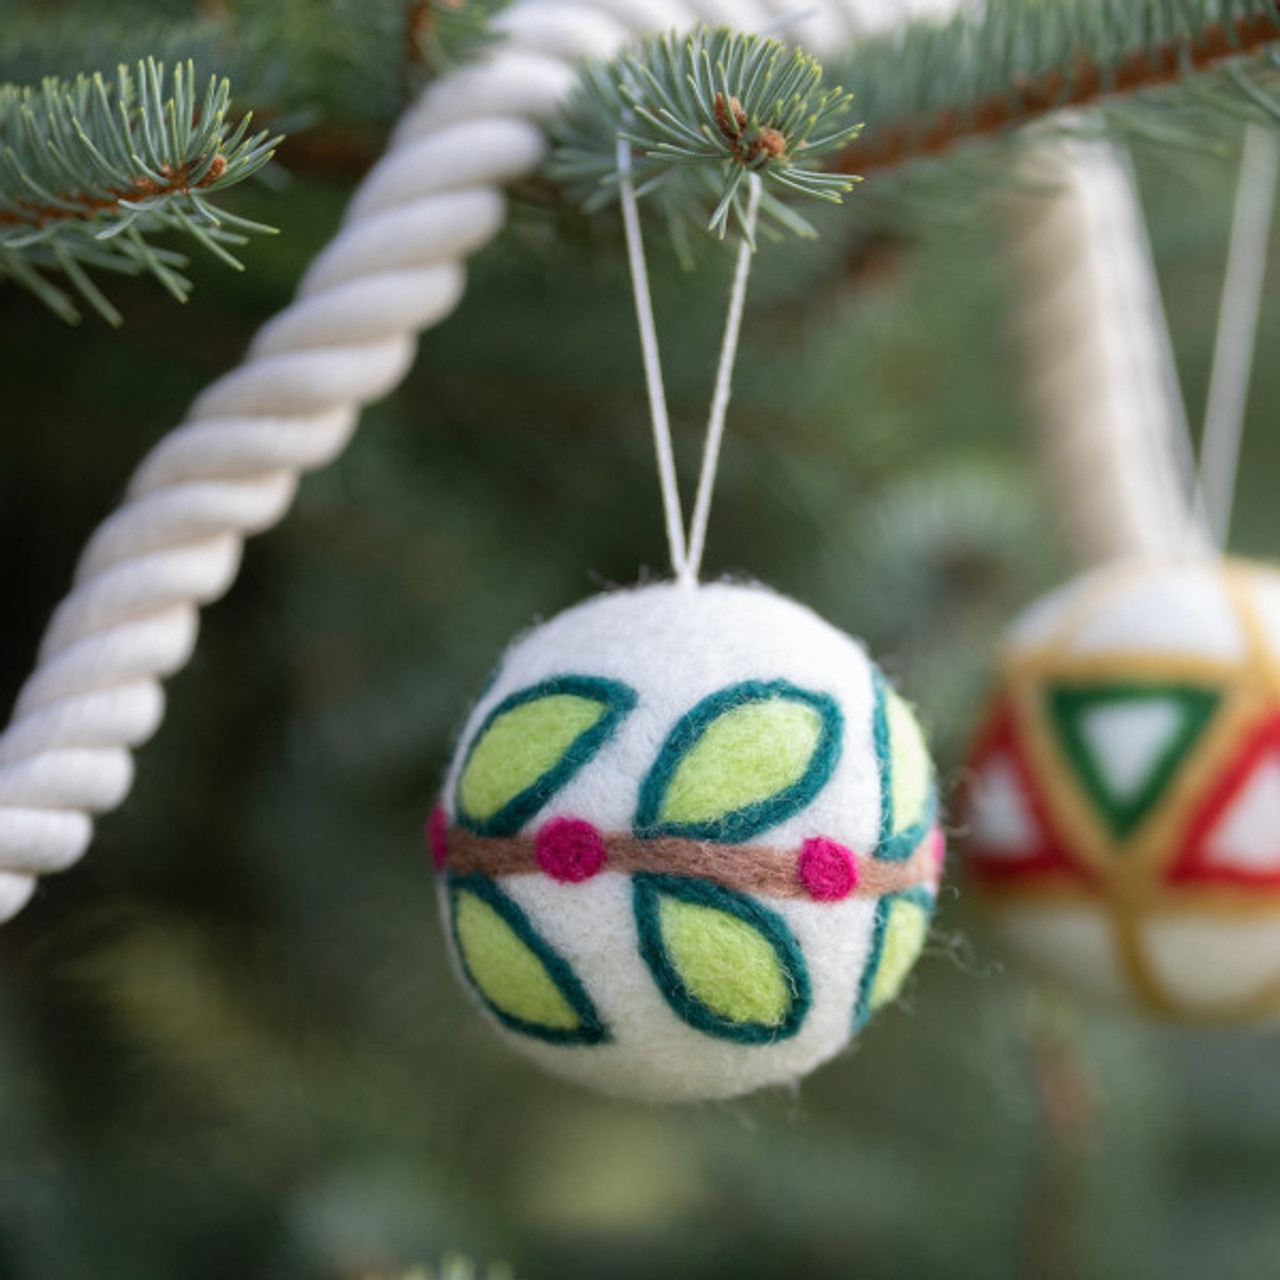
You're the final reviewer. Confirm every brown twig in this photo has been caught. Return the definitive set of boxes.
[406,0,469,83]
[714,92,789,164]
[0,156,227,230]
[836,10,1280,175]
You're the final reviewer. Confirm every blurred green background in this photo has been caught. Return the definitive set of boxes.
[5,3,1280,1277]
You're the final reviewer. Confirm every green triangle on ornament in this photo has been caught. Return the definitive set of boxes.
[1047,683,1220,840]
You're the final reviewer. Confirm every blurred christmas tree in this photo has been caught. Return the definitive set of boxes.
[3,2,1280,1278]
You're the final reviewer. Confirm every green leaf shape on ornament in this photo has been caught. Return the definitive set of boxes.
[449,873,609,1046]
[853,887,935,1032]
[634,681,843,842]
[1047,683,1220,842]
[872,671,938,861]
[455,675,637,836]
[633,873,811,1044]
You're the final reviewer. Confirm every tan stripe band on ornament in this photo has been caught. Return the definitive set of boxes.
[445,827,938,901]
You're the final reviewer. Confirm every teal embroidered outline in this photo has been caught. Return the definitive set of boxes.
[632,872,811,1044]
[633,680,843,842]
[455,675,637,837]
[873,670,894,844]
[1048,682,1220,842]
[872,670,938,862]
[876,799,939,862]
[852,886,935,1032]
[448,872,610,1046]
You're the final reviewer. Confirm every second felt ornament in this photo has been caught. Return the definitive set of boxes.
[962,556,1280,1022]
[963,122,1280,1023]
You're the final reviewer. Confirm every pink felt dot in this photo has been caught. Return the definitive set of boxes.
[799,836,859,902]
[427,804,450,871]
[927,826,946,881]
[536,818,608,884]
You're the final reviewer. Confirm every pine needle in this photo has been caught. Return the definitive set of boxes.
[546,28,863,245]
[0,58,281,323]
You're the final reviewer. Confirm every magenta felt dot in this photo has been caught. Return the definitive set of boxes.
[427,805,450,870]
[798,837,858,901]
[536,818,608,883]
[926,826,946,880]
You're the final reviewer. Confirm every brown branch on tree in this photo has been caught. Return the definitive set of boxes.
[154,11,1280,197]
[405,0,469,82]
[835,9,1280,175]
[0,156,227,229]
[404,0,433,100]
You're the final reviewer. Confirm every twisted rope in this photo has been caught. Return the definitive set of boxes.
[1006,132,1204,567]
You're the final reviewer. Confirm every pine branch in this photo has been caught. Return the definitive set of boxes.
[0,58,280,323]
[547,28,861,246]
[833,0,1280,176]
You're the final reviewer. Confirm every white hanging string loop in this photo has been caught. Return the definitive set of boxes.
[617,133,689,580]
[1196,121,1280,550]
[685,173,764,584]
[617,142,764,587]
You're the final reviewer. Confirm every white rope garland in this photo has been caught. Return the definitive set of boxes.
[1006,131,1206,566]
[0,0,1181,924]
[1196,121,1280,549]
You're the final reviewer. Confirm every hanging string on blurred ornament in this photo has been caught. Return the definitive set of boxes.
[963,121,1280,1024]
[1194,122,1280,550]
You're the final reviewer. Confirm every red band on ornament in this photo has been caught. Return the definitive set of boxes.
[1171,712,1280,887]
[962,699,1087,884]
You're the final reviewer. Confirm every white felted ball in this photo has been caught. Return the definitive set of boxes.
[962,556,1280,1023]
[427,581,943,1102]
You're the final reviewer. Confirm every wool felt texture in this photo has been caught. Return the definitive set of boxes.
[445,824,935,902]
[873,672,937,862]
[427,804,450,870]
[449,872,608,1045]
[854,888,934,1031]
[797,836,859,901]
[633,872,812,1044]
[536,816,609,883]
[455,676,636,835]
[1047,684,1219,839]
[962,556,1280,1022]
[633,681,843,842]
[1172,716,1280,886]
[433,580,943,1101]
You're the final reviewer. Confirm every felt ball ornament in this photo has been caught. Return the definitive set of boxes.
[428,581,944,1102]
[961,556,1280,1023]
